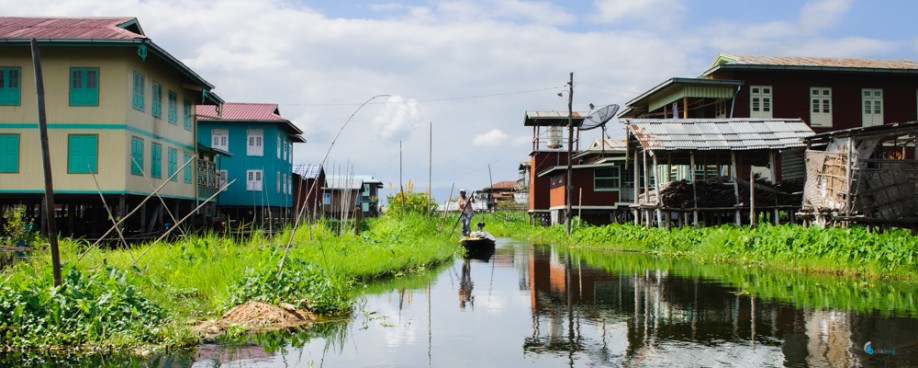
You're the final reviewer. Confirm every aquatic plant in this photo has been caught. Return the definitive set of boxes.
[228,260,352,315]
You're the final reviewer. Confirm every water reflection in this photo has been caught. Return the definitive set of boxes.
[10,239,918,367]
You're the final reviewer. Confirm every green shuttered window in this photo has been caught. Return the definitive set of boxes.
[168,148,177,182]
[68,135,98,174]
[152,82,162,118]
[183,153,192,183]
[69,67,99,106]
[132,71,145,111]
[151,143,162,179]
[0,67,21,106]
[131,137,144,176]
[183,99,192,131]
[0,134,19,172]
[168,90,177,124]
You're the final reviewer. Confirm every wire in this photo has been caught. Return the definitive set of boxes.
[278,85,564,107]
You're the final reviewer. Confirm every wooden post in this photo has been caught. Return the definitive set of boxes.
[578,187,583,221]
[770,151,779,225]
[652,151,662,228]
[428,121,432,218]
[565,72,574,235]
[683,96,689,119]
[642,149,650,227]
[690,151,698,227]
[731,151,741,226]
[749,163,756,226]
[633,146,640,225]
[31,39,62,286]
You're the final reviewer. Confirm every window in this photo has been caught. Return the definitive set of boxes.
[217,170,228,187]
[183,153,193,183]
[277,134,281,158]
[68,134,98,174]
[167,90,177,124]
[168,148,177,181]
[247,129,263,156]
[750,85,772,118]
[594,167,620,190]
[151,82,162,117]
[714,100,727,118]
[0,67,20,105]
[69,67,99,106]
[809,87,832,128]
[0,134,20,173]
[862,88,884,127]
[211,129,228,151]
[277,171,282,193]
[131,137,144,176]
[246,170,263,191]
[150,143,162,178]
[183,99,193,131]
[132,71,144,111]
[284,174,289,194]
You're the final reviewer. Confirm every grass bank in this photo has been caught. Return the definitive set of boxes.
[0,212,459,351]
[487,211,918,281]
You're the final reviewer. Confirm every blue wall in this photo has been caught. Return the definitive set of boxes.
[197,122,295,207]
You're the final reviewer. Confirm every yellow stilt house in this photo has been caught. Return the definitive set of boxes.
[0,17,221,237]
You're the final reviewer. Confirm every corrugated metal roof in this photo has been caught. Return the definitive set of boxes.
[324,175,364,190]
[588,138,627,151]
[198,102,304,136]
[489,181,517,190]
[625,118,814,151]
[705,53,918,76]
[298,164,323,180]
[0,17,144,40]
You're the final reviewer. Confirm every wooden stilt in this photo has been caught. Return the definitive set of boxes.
[731,152,740,226]
[652,151,662,228]
[690,151,698,227]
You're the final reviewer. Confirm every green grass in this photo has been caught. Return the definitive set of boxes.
[0,212,460,351]
[488,211,918,280]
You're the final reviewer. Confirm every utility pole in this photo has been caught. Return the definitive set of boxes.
[31,39,62,286]
[566,72,574,235]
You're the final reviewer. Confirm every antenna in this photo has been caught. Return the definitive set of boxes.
[580,104,619,131]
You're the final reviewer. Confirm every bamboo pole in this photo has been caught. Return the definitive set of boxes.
[690,151,698,227]
[652,151,662,228]
[428,121,433,218]
[731,151,741,226]
[130,157,186,237]
[770,151,779,225]
[565,72,574,235]
[633,144,640,226]
[750,164,756,226]
[30,39,61,286]
[89,167,135,263]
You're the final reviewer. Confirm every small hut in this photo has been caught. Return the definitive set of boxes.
[799,121,918,228]
[625,118,814,227]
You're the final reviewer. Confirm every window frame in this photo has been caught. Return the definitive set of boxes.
[183,98,193,131]
[151,82,162,117]
[132,71,145,111]
[211,129,228,151]
[247,129,264,156]
[218,170,228,187]
[130,136,144,176]
[69,67,99,107]
[0,67,21,106]
[150,142,162,179]
[183,152,193,183]
[0,133,20,173]
[749,85,773,118]
[167,147,178,182]
[167,90,178,124]
[809,87,832,128]
[594,167,621,191]
[246,169,264,191]
[68,134,99,174]
[862,88,884,127]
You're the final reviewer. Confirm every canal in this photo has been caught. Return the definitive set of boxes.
[184,238,918,367]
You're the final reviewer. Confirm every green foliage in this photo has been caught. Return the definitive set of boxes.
[387,185,437,215]
[0,265,165,349]
[228,260,353,315]
[2,204,34,245]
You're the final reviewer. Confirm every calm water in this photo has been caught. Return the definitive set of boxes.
[6,239,918,367]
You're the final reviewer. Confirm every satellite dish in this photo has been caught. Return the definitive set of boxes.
[580,104,619,131]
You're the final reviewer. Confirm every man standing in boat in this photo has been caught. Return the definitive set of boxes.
[458,189,475,237]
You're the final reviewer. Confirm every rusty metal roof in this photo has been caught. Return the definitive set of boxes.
[524,111,587,126]
[705,53,918,76]
[625,118,814,151]
[0,17,144,40]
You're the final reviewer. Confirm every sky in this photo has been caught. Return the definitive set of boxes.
[6,0,918,205]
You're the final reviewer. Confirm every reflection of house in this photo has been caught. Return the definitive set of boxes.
[197,103,305,224]
[322,175,383,218]
[0,17,220,237]
[292,164,325,220]
[800,121,918,227]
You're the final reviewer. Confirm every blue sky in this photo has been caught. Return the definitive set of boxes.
[6,0,918,204]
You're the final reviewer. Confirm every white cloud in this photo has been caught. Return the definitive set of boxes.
[800,0,854,32]
[590,0,685,26]
[371,96,422,142]
[512,136,531,146]
[473,129,509,146]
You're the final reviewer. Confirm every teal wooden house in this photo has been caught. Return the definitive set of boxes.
[196,103,304,223]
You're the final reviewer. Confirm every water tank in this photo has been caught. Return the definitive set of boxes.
[547,126,562,149]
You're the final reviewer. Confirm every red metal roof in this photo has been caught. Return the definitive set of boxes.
[0,17,144,40]
[197,103,287,121]
[489,181,517,190]
[718,54,918,70]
